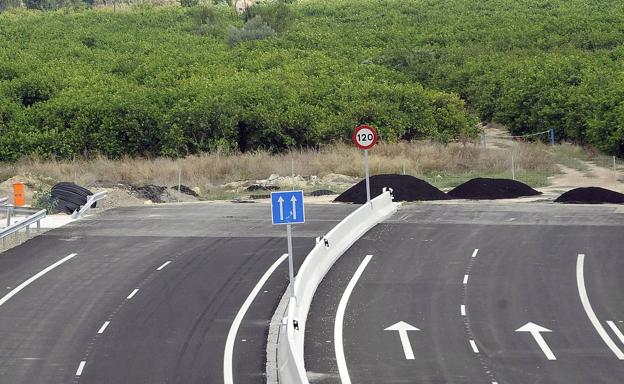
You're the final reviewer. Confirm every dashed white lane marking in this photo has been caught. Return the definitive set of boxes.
[75,361,86,376]
[156,261,171,271]
[576,254,624,359]
[463,274,469,285]
[97,321,110,334]
[126,289,139,300]
[461,305,466,316]
[0,253,77,308]
[469,339,479,353]
[336,255,373,384]
[607,321,624,345]
[224,253,288,384]
[471,249,479,258]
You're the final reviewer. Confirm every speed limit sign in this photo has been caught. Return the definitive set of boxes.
[352,125,378,150]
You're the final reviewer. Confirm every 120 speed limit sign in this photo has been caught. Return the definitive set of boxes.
[352,125,378,150]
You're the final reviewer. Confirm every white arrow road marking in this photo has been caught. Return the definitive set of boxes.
[335,255,373,384]
[290,195,297,220]
[607,321,624,345]
[224,253,288,384]
[384,321,420,360]
[577,254,624,359]
[277,196,284,221]
[515,322,556,360]
[0,253,77,308]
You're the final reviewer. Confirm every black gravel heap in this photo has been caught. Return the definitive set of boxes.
[51,182,94,215]
[447,178,542,200]
[554,187,624,204]
[334,174,450,203]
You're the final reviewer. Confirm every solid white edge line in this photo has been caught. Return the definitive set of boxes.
[335,255,373,384]
[576,254,624,359]
[224,253,288,384]
[126,289,139,300]
[75,361,86,376]
[463,274,469,285]
[97,321,110,334]
[607,321,624,345]
[0,253,77,308]
[460,305,466,316]
[156,261,171,271]
[469,339,479,353]
[472,249,479,258]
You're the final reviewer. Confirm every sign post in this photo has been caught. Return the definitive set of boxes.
[271,190,305,299]
[352,125,378,203]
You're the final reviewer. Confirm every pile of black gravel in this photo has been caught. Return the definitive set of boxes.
[334,174,450,203]
[554,187,624,204]
[447,178,542,200]
[51,182,94,215]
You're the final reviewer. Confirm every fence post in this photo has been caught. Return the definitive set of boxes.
[511,153,516,180]
[550,128,555,146]
[614,156,618,181]
[482,131,487,149]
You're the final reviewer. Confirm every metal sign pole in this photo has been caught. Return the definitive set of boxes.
[287,223,295,299]
[365,149,371,203]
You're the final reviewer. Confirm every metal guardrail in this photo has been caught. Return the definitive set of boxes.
[1,209,46,248]
[71,191,107,219]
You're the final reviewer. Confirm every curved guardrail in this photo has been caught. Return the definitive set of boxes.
[277,189,400,383]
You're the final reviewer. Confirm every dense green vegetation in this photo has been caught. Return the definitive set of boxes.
[1,0,623,161]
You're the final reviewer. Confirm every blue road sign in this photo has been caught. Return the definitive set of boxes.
[271,190,305,225]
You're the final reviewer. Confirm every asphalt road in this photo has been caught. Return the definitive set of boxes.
[305,203,624,384]
[0,202,356,384]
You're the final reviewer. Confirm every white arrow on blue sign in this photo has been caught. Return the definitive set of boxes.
[271,191,305,225]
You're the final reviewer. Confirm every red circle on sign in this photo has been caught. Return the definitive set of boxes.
[352,125,378,150]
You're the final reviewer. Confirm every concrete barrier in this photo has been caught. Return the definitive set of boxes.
[277,190,399,383]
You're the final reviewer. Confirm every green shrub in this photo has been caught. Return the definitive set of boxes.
[227,16,275,47]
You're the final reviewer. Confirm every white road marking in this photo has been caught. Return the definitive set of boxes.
[75,361,86,376]
[469,339,479,353]
[224,253,288,384]
[97,321,110,334]
[126,289,139,300]
[336,255,373,384]
[472,249,479,258]
[384,321,420,360]
[0,253,77,308]
[607,321,624,345]
[576,254,624,359]
[461,305,466,316]
[463,274,469,285]
[156,261,171,271]
[515,322,556,360]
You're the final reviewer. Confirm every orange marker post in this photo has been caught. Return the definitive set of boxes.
[12,182,25,206]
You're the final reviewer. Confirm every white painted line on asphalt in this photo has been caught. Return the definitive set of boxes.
[472,249,479,258]
[469,339,479,353]
[463,274,469,285]
[607,321,624,345]
[577,254,624,359]
[336,255,373,384]
[75,361,86,376]
[126,289,139,300]
[461,305,466,316]
[224,253,288,384]
[97,321,110,334]
[156,261,171,271]
[0,253,77,308]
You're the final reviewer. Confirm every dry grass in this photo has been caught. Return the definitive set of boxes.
[0,141,560,192]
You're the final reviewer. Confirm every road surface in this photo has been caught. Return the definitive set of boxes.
[0,202,355,384]
[305,203,624,383]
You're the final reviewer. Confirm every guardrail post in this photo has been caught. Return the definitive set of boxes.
[550,128,555,146]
